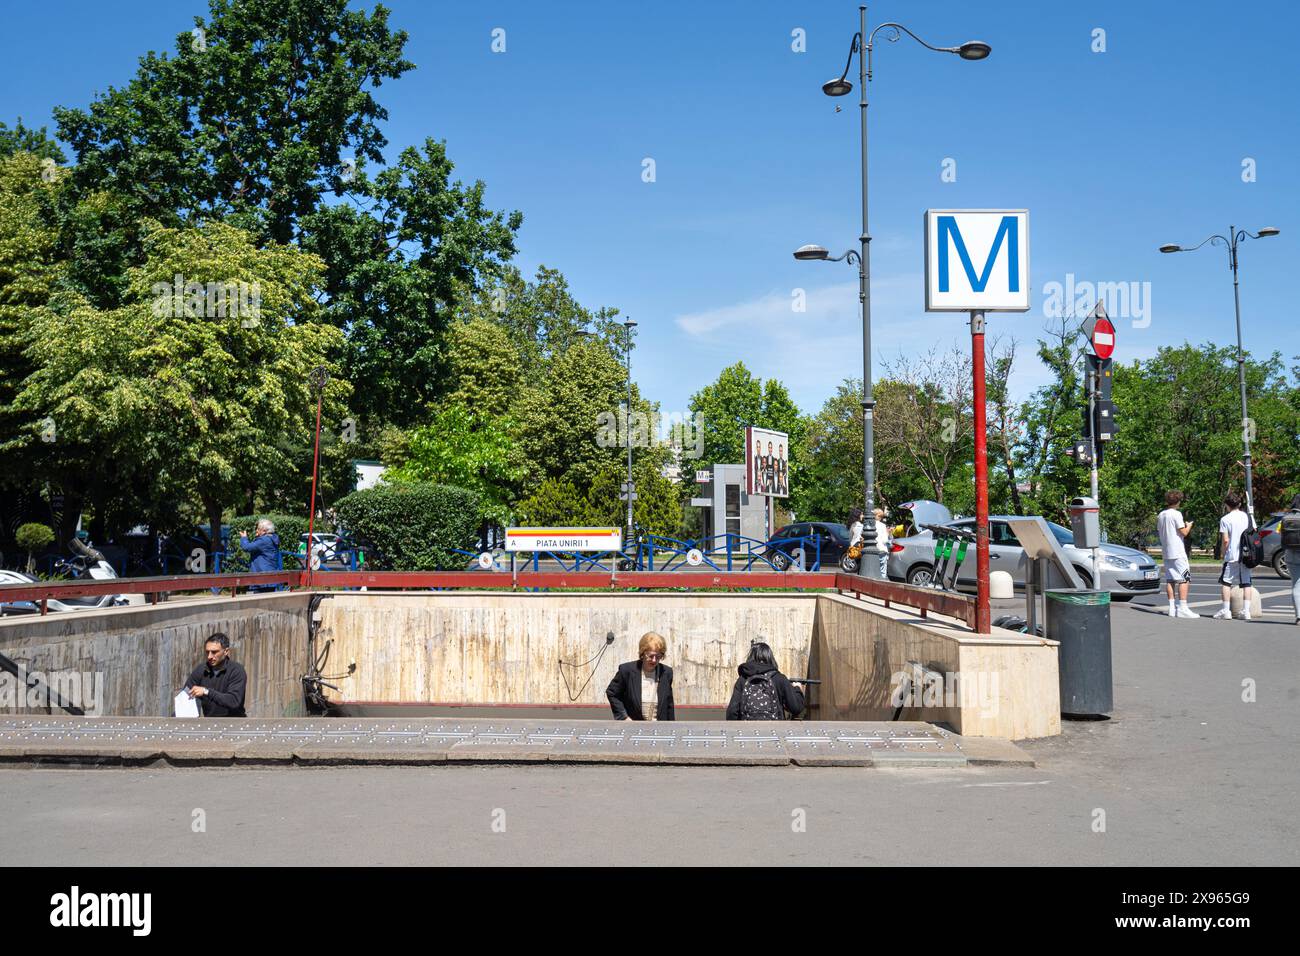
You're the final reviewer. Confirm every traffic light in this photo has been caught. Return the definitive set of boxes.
[1094,399,1117,441]
[1086,354,1113,400]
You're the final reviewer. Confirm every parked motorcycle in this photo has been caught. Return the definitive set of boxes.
[0,539,129,615]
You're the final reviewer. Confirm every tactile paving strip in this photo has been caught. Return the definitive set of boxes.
[0,717,967,767]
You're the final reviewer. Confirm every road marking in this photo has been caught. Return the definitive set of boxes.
[960,780,1051,787]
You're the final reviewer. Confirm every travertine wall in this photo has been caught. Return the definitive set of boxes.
[315,591,817,710]
[809,593,1060,739]
[0,593,311,718]
[1,589,1061,738]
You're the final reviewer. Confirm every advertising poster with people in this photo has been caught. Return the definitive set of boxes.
[744,426,789,498]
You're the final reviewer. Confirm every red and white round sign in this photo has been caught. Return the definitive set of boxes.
[1091,316,1115,359]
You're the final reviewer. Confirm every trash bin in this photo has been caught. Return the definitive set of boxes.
[1046,589,1112,717]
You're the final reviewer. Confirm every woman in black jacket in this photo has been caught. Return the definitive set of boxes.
[606,632,676,721]
[726,642,805,720]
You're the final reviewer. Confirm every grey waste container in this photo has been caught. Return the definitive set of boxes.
[1046,589,1113,717]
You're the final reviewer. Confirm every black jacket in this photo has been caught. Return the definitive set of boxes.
[184,659,248,717]
[725,661,805,720]
[606,660,675,721]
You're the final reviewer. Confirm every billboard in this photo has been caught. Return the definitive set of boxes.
[924,209,1031,312]
[745,426,789,498]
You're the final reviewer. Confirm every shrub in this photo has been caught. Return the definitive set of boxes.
[220,513,310,572]
[334,483,480,570]
[15,522,55,572]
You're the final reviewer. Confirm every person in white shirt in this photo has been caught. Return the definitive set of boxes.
[1156,490,1196,618]
[1214,491,1254,621]
[873,507,890,577]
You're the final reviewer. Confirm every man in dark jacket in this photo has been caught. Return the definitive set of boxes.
[239,519,282,592]
[184,633,247,717]
[726,642,805,720]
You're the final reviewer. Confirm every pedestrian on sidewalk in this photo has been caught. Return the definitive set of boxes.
[1279,492,1300,625]
[1214,492,1255,621]
[1157,490,1196,618]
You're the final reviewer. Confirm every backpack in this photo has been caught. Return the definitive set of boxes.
[1240,518,1263,569]
[1282,511,1300,550]
[739,671,786,720]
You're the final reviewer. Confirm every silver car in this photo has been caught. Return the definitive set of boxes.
[887,515,1160,600]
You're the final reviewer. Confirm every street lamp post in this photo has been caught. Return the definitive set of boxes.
[622,318,638,543]
[1159,226,1279,517]
[797,5,989,577]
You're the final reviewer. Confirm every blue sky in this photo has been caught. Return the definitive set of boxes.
[2,0,1296,417]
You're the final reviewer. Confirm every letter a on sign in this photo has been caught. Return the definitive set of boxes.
[924,209,1030,312]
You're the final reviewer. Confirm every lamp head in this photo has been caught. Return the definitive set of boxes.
[793,244,830,261]
[957,41,991,60]
[822,77,853,97]
[1158,244,1181,254]
[1256,226,1280,238]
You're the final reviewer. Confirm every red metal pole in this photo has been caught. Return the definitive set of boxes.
[971,311,991,634]
[306,382,324,589]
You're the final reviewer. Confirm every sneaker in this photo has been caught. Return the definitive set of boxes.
[1243,609,1252,621]
[1176,606,1199,619]
[1212,608,1232,620]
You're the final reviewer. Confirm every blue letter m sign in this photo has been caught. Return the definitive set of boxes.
[937,215,1020,293]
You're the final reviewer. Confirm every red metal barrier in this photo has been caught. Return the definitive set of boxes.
[831,572,977,630]
[2,568,976,628]
[0,572,296,615]
[306,570,839,591]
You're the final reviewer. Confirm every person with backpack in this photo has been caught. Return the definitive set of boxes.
[1280,493,1300,625]
[725,641,805,720]
[1213,491,1256,620]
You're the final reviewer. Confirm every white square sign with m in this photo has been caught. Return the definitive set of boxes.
[925,209,1030,312]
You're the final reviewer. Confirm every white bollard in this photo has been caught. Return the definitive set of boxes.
[1228,587,1263,618]
[989,570,1014,600]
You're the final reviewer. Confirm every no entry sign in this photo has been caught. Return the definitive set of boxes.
[1091,314,1115,359]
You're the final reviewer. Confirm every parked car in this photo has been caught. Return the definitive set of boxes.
[1252,513,1289,578]
[886,515,1159,600]
[764,522,851,570]
[299,532,344,567]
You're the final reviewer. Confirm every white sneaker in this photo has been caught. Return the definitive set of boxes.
[1243,609,1252,621]
[1176,606,1199,619]
[1212,608,1232,620]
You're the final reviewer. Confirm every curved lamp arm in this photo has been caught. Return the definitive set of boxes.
[867,22,964,80]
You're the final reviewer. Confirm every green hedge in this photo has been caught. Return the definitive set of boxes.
[221,513,311,572]
[334,483,480,570]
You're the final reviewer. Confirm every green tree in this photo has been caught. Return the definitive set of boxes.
[458,265,624,379]
[52,0,521,424]
[0,120,65,163]
[1098,343,1299,546]
[518,478,592,527]
[382,402,525,526]
[10,220,349,544]
[440,317,524,418]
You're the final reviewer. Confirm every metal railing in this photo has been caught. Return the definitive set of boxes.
[2,567,976,628]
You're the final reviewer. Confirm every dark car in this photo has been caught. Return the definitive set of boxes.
[764,522,851,570]
[1253,513,1289,577]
